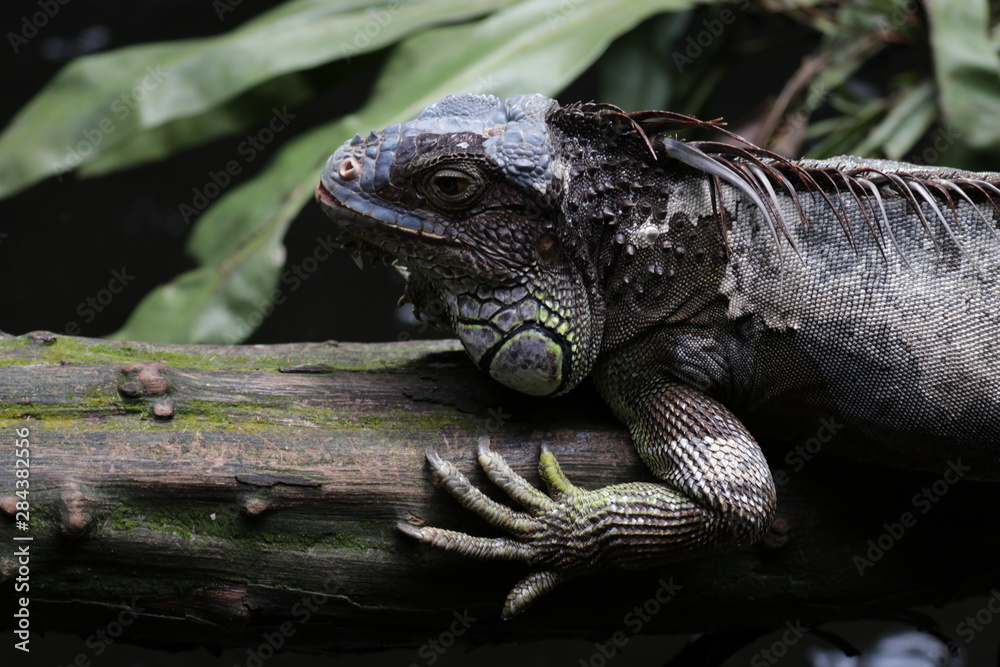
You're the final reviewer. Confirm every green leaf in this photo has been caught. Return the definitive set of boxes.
[836,0,923,41]
[926,0,1000,151]
[599,12,690,112]
[880,83,937,160]
[0,0,516,199]
[109,122,332,343]
[852,80,935,159]
[367,0,694,112]
[111,0,695,343]
[78,69,327,178]
[186,119,342,268]
[110,182,298,344]
[804,97,887,159]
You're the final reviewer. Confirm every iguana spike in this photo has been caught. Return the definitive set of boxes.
[936,179,1000,243]
[855,177,914,272]
[658,137,788,261]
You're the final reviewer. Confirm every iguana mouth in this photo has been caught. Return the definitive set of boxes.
[314,180,352,218]
[315,180,398,268]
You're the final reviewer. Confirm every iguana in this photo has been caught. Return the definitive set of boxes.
[314,93,1000,619]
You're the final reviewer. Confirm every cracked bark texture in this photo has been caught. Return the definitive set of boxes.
[0,330,995,652]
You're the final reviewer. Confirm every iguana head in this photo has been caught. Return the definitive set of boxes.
[315,94,604,397]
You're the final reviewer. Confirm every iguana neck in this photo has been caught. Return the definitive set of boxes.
[554,125,731,350]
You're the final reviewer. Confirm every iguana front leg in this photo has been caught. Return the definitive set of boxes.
[399,378,776,618]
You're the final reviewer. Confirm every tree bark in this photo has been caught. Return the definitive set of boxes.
[0,330,996,653]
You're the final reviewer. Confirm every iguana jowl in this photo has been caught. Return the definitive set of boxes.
[315,94,1000,618]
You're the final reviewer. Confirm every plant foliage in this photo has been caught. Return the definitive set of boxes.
[1,0,998,343]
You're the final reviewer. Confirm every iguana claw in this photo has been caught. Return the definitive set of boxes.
[398,436,596,618]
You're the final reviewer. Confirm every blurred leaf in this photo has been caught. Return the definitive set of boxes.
[367,0,693,111]
[599,12,690,111]
[804,97,886,159]
[879,83,937,160]
[112,0,694,343]
[109,120,334,343]
[926,0,1000,151]
[852,80,935,159]
[813,33,884,98]
[836,0,923,41]
[110,189,298,344]
[78,69,329,177]
[774,34,883,157]
[185,118,340,268]
[0,0,515,199]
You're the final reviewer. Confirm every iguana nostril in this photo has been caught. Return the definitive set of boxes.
[338,156,360,180]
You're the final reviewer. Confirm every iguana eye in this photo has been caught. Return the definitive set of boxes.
[423,168,483,209]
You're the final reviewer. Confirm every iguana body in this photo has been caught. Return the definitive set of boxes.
[315,94,1000,618]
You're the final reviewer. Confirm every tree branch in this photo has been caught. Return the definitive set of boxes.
[0,331,995,653]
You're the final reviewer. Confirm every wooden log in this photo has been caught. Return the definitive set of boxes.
[0,330,996,654]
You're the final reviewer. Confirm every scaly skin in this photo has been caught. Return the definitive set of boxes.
[315,94,1000,617]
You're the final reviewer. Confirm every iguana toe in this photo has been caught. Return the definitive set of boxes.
[503,570,561,619]
[398,441,612,615]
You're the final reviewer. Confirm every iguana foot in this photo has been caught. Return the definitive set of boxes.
[397,437,703,619]
[398,437,673,618]
[399,430,762,618]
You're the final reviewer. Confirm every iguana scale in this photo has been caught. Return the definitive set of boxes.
[314,94,1000,618]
